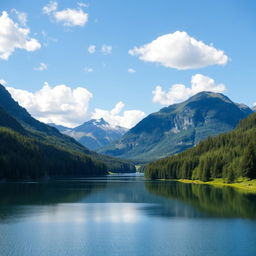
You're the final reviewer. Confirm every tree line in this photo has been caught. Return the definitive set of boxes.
[0,127,107,180]
[145,113,256,182]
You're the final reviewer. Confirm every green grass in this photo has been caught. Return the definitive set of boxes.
[177,178,256,193]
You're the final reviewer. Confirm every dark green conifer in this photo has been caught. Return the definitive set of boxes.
[241,143,256,179]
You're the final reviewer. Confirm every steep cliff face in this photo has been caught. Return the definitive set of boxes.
[98,92,253,163]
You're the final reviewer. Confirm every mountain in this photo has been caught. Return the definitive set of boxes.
[48,123,69,132]
[0,84,135,179]
[98,92,253,163]
[50,118,127,150]
[145,112,256,182]
[0,106,25,133]
[0,126,107,179]
[0,104,107,179]
[0,84,88,154]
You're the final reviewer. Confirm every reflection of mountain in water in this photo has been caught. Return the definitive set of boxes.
[0,180,106,221]
[146,181,256,219]
[1,177,256,222]
[0,177,204,221]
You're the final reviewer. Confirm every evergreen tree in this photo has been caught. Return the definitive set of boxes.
[241,143,256,179]
[227,169,236,183]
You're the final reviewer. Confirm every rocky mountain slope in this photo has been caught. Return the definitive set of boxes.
[98,92,253,163]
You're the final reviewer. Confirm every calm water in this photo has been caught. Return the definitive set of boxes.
[0,174,256,256]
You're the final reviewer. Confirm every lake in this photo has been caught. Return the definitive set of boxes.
[0,174,256,256]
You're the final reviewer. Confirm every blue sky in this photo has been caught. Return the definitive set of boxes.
[0,0,256,128]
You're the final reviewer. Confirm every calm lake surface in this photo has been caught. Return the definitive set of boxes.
[0,174,256,256]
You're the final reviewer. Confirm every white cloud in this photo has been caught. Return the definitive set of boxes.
[110,102,125,115]
[7,83,93,128]
[42,1,58,15]
[84,67,93,73]
[92,102,146,129]
[0,11,41,60]
[34,62,48,71]
[11,9,27,26]
[43,2,88,27]
[54,8,88,27]
[128,68,136,73]
[88,45,96,54]
[129,31,228,70]
[77,2,89,8]
[152,74,226,105]
[101,44,112,55]
[0,79,7,85]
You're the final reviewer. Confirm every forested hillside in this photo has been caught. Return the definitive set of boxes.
[0,127,107,179]
[0,84,135,179]
[145,113,256,182]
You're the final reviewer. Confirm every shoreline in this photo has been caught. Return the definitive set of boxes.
[173,178,256,194]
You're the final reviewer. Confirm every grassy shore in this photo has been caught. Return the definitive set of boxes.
[177,178,256,193]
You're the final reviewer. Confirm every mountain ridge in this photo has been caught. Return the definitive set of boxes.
[0,84,135,177]
[49,118,127,150]
[98,91,253,163]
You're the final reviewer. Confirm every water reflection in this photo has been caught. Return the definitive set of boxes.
[1,176,256,256]
[0,180,106,222]
[146,181,256,219]
[0,177,256,222]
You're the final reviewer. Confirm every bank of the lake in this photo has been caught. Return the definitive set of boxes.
[173,178,256,193]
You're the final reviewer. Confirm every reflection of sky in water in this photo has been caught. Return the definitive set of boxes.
[35,203,147,224]
[1,177,256,256]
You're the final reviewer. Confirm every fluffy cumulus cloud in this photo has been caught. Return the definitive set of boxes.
[129,31,228,70]
[0,11,41,60]
[88,44,96,54]
[7,83,92,127]
[54,8,88,27]
[152,74,226,105]
[101,44,112,55]
[34,62,48,71]
[92,102,146,129]
[43,1,88,27]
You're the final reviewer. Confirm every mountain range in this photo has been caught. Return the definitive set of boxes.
[1,82,255,179]
[145,110,256,181]
[98,92,253,163]
[49,118,127,150]
[0,84,135,179]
